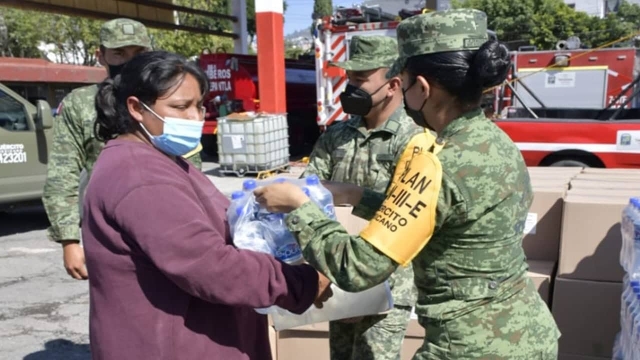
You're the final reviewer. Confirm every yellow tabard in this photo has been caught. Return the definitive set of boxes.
[360,131,444,266]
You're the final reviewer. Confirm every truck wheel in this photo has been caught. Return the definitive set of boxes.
[549,159,590,167]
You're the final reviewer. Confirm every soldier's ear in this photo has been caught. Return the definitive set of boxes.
[387,76,402,94]
[96,48,105,67]
[416,75,430,100]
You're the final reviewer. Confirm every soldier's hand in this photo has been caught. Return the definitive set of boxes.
[314,271,333,309]
[61,241,88,280]
[254,183,310,213]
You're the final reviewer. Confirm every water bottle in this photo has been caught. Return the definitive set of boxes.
[227,191,246,236]
[622,200,634,271]
[304,175,336,219]
[263,213,303,264]
[254,214,303,315]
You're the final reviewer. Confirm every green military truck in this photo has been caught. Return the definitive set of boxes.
[0,82,53,210]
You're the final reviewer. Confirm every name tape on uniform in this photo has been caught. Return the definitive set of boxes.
[360,132,443,266]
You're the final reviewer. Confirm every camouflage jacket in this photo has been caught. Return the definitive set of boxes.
[43,84,202,242]
[286,109,541,319]
[301,106,421,307]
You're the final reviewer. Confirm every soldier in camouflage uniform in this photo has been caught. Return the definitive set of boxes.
[43,18,203,280]
[255,9,560,359]
[302,35,422,360]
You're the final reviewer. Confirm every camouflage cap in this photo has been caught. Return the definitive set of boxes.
[100,18,152,49]
[330,35,397,72]
[388,9,488,77]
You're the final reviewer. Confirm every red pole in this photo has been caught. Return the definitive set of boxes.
[255,0,287,113]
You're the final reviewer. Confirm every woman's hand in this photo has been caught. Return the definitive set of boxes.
[321,180,365,206]
[314,271,333,309]
[254,183,310,213]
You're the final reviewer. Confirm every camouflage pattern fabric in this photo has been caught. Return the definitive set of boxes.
[330,35,398,71]
[43,84,202,242]
[388,9,489,77]
[302,106,421,359]
[285,109,560,359]
[100,18,152,49]
[329,305,413,360]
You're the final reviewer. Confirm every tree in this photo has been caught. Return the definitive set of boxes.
[0,7,102,64]
[245,0,289,43]
[0,8,48,58]
[149,0,233,58]
[580,1,640,48]
[44,16,102,65]
[454,0,640,50]
[311,0,333,34]
[453,0,537,44]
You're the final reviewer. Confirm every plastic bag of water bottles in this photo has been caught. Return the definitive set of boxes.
[226,175,338,315]
[226,174,337,265]
[227,174,394,326]
[615,197,640,360]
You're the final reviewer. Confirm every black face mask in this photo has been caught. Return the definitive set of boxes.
[107,63,125,80]
[402,81,430,129]
[339,83,387,117]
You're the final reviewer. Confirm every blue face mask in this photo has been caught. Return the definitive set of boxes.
[140,103,204,157]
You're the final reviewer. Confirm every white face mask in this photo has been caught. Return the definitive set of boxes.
[139,103,205,157]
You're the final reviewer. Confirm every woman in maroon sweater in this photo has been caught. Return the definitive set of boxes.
[82,50,331,360]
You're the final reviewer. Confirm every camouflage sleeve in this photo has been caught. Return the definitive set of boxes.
[285,201,397,292]
[183,146,202,170]
[42,96,86,242]
[300,132,333,180]
[434,171,459,231]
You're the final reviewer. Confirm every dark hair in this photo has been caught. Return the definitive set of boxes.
[404,40,510,104]
[94,50,209,141]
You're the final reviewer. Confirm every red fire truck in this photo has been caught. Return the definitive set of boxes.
[314,6,640,168]
[198,53,320,156]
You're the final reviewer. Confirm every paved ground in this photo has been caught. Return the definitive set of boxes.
[0,160,302,359]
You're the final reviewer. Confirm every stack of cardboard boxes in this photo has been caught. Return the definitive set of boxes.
[529,167,640,360]
[267,167,640,359]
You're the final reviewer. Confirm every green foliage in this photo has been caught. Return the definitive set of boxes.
[0,7,102,64]
[453,0,640,50]
[285,40,312,59]
[0,0,291,62]
[311,0,333,34]
[0,7,46,58]
[246,0,288,42]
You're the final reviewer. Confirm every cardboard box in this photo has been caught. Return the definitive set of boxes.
[581,168,640,175]
[527,167,584,182]
[335,205,368,234]
[570,179,640,191]
[527,260,556,306]
[269,325,277,360]
[401,319,425,360]
[276,324,330,360]
[552,278,622,358]
[568,188,640,197]
[531,180,571,189]
[276,320,425,360]
[523,187,565,262]
[574,173,640,181]
[527,166,584,174]
[558,194,627,282]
